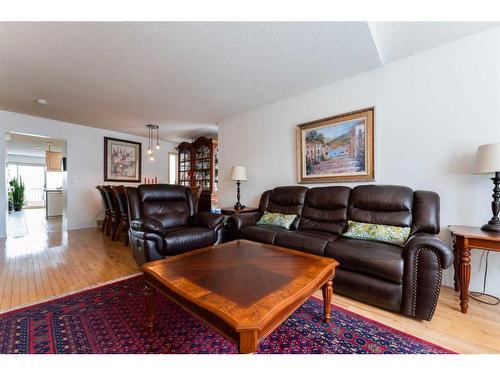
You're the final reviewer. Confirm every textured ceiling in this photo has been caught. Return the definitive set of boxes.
[370,22,498,64]
[0,22,497,141]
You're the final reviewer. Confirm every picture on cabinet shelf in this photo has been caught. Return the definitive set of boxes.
[104,137,142,182]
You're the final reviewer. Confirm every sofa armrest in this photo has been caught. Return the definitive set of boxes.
[192,212,225,229]
[130,218,165,238]
[404,233,453,269]
[227,212,260,233]
[401,232,453,320]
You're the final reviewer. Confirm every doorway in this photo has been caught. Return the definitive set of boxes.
[5,132,67,238]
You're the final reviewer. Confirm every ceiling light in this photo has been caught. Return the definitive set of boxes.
[34,98,48,106]
[146,124,160,160]
[156,125,160,150]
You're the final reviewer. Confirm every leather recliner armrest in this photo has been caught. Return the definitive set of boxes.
[227,212,260,233]
[192,212,225,229]
[404,232,453,269]
[130,218,166,238]
[402,232,454,320]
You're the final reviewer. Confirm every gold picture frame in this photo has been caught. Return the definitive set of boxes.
[297,107,374,183]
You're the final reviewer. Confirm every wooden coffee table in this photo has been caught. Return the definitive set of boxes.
[141,239,339,353]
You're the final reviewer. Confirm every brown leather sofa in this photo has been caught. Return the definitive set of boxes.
[228,185,453,320]
[126,184,225,265]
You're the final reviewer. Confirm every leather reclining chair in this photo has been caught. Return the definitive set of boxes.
[126,184,225,265]
[228,185,453,321]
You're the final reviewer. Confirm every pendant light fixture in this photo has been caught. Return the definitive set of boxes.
[146,124,159,161]
[155,125,160,150]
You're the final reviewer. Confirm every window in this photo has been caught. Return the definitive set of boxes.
[7,163,46,207]
[168,152,178,184]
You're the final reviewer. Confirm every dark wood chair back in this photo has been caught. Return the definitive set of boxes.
[112,186,128,221]
[101,185,117,215]
[96,186,109,210]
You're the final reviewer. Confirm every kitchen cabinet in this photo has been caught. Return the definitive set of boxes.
[45,189,63,218]
[46,151,62,171]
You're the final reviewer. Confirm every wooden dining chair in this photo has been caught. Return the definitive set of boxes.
[101,185,119,237]
[96,185,111,233]
[111,185,130,245]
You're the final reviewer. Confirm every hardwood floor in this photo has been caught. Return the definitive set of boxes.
[0,220,498,354]
[7,208,62,237]
[0,213,139,312]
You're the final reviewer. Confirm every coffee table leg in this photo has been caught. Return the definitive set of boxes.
[145,283,156,331]
[239,331,258,354]
[322,278,333,323]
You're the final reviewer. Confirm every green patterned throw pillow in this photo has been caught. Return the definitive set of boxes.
[343,220,411,247]
[257,211,297,230]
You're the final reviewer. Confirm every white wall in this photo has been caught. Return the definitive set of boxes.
[218,27,500,294]
[0,111,178,235]
[7,154,45,165]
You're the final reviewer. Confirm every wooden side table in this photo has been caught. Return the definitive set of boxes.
[448,225,500,313]
[220,207,259,215]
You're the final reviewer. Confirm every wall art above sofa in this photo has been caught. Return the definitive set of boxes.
[296,107,374,183]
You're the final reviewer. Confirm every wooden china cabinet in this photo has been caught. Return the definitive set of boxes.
[177,137,218,212]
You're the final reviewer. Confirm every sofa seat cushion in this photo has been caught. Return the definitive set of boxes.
[275,230,338,256]
[295,230,339,242]
[334,268,402,312]
[239,225,289,245]
[325,238,404,284]
[163,226,215,256]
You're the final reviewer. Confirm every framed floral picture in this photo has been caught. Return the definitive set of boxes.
[297,107,374,183]
[104,137,142,182]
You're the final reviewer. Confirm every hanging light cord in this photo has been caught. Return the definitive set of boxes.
[469,250,500,306]
[148,126,151,150]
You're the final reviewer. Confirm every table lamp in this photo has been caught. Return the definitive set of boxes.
[476,142,500,232]
[230,166,247,210]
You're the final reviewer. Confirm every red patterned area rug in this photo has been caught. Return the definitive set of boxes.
[0,275,454,354]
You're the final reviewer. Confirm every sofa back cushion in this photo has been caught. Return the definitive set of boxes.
[412,190,440,234]
[138,184,196,229]
[348,185,413,228]
[258,186,308,230]
[299,186,351,235]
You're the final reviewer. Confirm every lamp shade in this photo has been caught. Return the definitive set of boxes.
[476,142,500,174]
[230,166,247,181]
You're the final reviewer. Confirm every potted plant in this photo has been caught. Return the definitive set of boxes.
[8,190,13,213]
[9,177,25,211]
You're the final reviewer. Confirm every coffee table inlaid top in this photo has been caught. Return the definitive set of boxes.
[142,240,338,330]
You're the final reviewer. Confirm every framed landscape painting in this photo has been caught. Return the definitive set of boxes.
[104,137,142,182]
[297,107,374,183]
